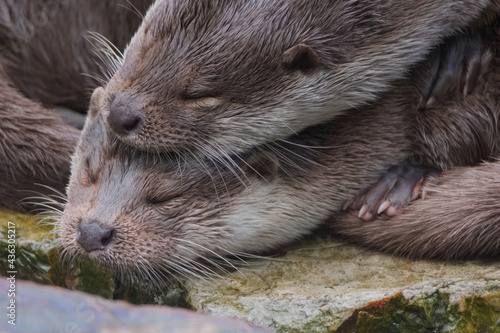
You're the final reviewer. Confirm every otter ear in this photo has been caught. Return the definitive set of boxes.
[88,87,105,120]
[243,151,280,182]
[282,44,320,72]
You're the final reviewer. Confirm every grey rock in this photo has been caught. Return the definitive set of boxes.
[185,238,500,332]
[0,279,271,333]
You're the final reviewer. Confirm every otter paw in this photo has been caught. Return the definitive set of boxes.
[420,28,493,109]
[343,163,437,221]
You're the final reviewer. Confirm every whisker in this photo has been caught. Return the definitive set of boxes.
[118,0,145,19]
[174,243,228,278]
[174,238,240,273]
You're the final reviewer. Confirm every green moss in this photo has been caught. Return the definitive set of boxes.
[0,239,52,284]
[336,289,500,333]
[74,259,115,298]
[118,279,191,309]
[0,209,57,284]
[0,209,55,242]
[47,247,116,299]
[454,295,500,333]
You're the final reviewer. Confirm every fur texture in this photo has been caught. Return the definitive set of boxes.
[330,162,500,259]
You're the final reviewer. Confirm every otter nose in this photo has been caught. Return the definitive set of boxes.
[107,93,142,135]
[77,221,115,252]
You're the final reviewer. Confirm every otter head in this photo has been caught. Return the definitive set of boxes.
[60,87,324,282]
[103,0,383,157]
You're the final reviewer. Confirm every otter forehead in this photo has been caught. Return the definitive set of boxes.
[111,0,373,94]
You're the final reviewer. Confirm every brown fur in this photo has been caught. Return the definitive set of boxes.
[0,0,151,111]
[0,0,153,211]
[0,72,79,210]
[0,0,497,213]
[331,22,500,259]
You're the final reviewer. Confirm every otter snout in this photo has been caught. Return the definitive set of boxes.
[77,220,116,252]
[107,93,143,135]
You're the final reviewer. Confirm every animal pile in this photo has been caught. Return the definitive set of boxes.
[1,0,499,282]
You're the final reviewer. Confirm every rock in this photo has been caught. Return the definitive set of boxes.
[0,279,270,332]
[1,209,499,332]
[184,237,500,332]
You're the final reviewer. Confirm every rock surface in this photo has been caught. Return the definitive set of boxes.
[0,279,269,332]
[1,210,500,332]
[185,237,500,332]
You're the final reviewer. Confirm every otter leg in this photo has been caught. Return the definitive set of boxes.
[343,163,437,221]
[347,25,495,221]
[331,162,500,260]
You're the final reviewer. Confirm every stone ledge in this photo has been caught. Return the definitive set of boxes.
[1,209,499,332]
[185,238,500,332]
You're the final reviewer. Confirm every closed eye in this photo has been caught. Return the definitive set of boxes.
[182,90,223,108]
[186,96,223,108]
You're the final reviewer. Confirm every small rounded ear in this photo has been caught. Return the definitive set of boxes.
[88,87,105,120]
[244,151,280,182]
[282,44,320,72]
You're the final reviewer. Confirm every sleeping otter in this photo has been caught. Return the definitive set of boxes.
[1,0,497,214]
[59,26,500,283]
[102,0,496,159]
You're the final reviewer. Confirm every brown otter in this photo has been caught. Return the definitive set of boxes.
[0,0,154,211]
[0,0,496,214]
[59,27,500,283]
[103,0,496,159]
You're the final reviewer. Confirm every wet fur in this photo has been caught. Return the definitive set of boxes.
[330,22,500,259]
[330,163,500,259]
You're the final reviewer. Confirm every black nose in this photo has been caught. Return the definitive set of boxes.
[77,221,116,252]
[107,93,142,135]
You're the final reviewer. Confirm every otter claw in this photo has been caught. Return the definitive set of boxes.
[344,162,436,221]
[377,200,391,215]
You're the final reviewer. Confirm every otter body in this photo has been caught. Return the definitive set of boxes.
[60,26,500,282]
[103,0,496,159]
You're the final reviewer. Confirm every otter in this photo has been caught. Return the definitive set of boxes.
[103,0,497,160]
[0,0,496,213]
[0,0,154,212]
[59,26,500,283]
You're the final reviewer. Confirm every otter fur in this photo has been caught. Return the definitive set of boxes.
[0,0,153,211]
[59,25,500,282]
[103,0,497,159]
